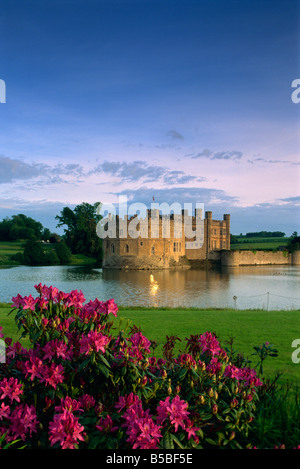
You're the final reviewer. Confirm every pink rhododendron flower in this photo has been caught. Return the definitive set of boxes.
[9,404,39,441]
[79,330,110,355]
[42,339,72,362]
[96,414,118,433]
[157,395,190,432]
[49,409,85,449]
[55,397,83,413]
[121,399,162,449]
[105,298,118,317]
[206,357,222,375]
[24,354,44,381]
[11,293,25,309]
[41,363,65,389]
[78,394,96,411]
[176,354,196,368]
[0,402,10,420]
[64,289,85,308]
[199,331,221,356]
[22,295,38,311]
[0,377,23,403]
[115,393,141,413]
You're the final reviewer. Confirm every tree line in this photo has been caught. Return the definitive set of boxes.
[0,202,103,266]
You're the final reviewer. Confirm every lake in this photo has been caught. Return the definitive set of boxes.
[0,264,299,310]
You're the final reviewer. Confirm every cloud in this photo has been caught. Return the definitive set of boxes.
[0,155,49,183]
[0,155,85,185]
[94,160,202,185]
[166,130,184,140]
[279,196,300,205]
[189,149,243,161]
[116,186,237,209]
[247,157,300,166]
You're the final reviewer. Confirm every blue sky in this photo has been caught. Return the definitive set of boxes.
[0,0,299,234]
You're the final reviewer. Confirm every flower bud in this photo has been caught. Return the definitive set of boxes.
[141,376,147,387]
[230,398,238,408]
[212,404,218,414]
[208,387,214,398]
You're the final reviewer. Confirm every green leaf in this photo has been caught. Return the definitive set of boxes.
[205,437,217,446]
[171,434,185,449]
[98,363,110,378]
[99,353,111,368]
[163,433,175,449]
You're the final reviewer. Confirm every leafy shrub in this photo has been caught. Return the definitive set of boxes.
[0,285,266,449]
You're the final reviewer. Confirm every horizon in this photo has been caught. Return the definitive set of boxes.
[0,0,299,235]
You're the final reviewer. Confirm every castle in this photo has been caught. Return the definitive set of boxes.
[102,209,230,270]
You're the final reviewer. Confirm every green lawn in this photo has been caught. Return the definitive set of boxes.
[0,240,24,265]
[1,303,299,388]
[231,237,290,251]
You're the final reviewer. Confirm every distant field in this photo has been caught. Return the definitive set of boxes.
[231,237,291,251]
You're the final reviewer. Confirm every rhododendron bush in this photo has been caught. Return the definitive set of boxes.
[0,284,263,449]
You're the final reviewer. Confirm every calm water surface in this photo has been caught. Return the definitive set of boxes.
[0,264,299,310]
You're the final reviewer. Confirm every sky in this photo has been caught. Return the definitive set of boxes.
[0,0,299,235]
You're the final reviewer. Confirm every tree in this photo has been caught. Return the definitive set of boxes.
[0,214,48,241]
[42,228,51,241]
[287,235,300,252]
[55,240,72,264]
[55,202,102,261]
[23,239,45,265]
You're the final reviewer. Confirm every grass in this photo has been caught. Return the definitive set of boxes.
[0,240,98,266]
[0,241,24,265]
[1,303,299,388]
[231,237,291,251]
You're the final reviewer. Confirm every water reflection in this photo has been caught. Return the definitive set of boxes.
[0,264,299,310]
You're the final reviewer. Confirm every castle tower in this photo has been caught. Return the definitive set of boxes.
[205,211,212,254]
[223,214,230,250]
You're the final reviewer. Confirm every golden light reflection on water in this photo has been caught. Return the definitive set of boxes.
[149,274,159,307]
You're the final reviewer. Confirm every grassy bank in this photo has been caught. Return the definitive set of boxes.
[0,240,98,266]
[1,303,299,388]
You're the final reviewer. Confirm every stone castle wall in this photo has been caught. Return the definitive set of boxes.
[221,250,300,267]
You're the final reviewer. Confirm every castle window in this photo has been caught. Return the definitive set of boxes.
[151,245,155,255]
[111,243,115,254]
[173,242,179,252]
[125,244,130,253]
[140,241,143,246]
